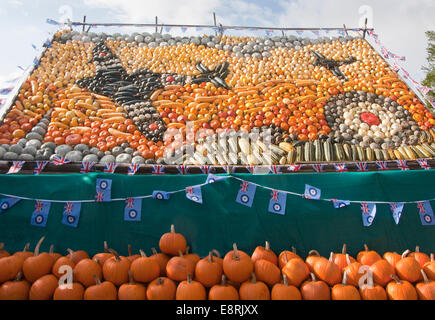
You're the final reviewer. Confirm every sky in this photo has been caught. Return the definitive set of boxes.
[0,0,434,86]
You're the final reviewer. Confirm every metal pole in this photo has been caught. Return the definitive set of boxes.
[82,16,86,33]
[343,24,348,36]
[213,12,217,36]
[363,18,368,39]
[155,16,158,33]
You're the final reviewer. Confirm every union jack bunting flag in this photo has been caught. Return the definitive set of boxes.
[418,86,431,95]
[128,163,140,175]
[268,189,286,215]
[247,166,257,174]
[417,159,431,170]
[375,161,389,171]
[185,185,203,204]
[380,47,389,59]
[417,201,435,226]
[51,155,71,166]
[80,161,95,174]
[304,184,321,200]
[389,202,404,225]
[7,161,25,174]
[95,178,112,202]
[200,165,211,174]
[103,162,117,173]
[177,165,189,175]
[0,87,13,95]
[361,202,376,227]
[152,165,165,175]
[269,165,282,174]
[236,180,256,207]
[30,200,51,227]
[312,164,325,173]
[223,165,235,174]
[392,64,400,72]
[311,30,320,36]
[430,100,435,108]
[334,163,348,172]
[288,164,302,172]
[296,30,304,35]
[124,197,142,222]
[33,161,48,175]
[395,160,409,171]
[61,202,81,228]
[332,199,350,209]
[355,162,368,172]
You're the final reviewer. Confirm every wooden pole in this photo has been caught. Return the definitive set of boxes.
[363,18,368,39]
[343,24,348,36]
[155,16,158,33]
[82,16,86,33]
[213,12,217,36]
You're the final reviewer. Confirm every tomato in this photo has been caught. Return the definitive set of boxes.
[53,137,65,145]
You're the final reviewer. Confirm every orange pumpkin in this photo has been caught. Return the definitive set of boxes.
[356,244,381,266]
[313,252,342,286]
[332,244,356,270]
[66,248,90,265]
[282,256,309,287]
[184,246,200,268]
[0,272,30,300]
[92,241,114,267]
[300,273,331,300]
[409,246,430,268]
[271,275,302,300]
[386,274,418,300]
[118,270,146,300]
[415,269,435,300]
[0,243,10,259]
[0,254,23,284]
[29,274,58,300]
[358,271,387,300]
[222,243,254,284]
[84,275,117,300]
[13,243,33,262]
[383,251,401,268]
[395,249,422,283]
[52,251,76,278]
[22,237,55,283]
[239,272,270,300]
[126,244,141,263]
[159,224,187,256]
[176,273,206,300]
[209,275,239,300]
[130,249,160,283]
[370,259,395,287]
[195,251,223,288]
[254,259,281,287]
[331,271,361,300]
[146,277,176,300]
[305,250,327,272]
[166,250,195,282]
[251,241,278,265]
[150,247,170,276]
[48,245,62,262]
[423,253,435,280]
[343,254,363,287]
[74,258,103,288]
[278,246,301,269]
[53,282,85,300]
[102,249,131,286]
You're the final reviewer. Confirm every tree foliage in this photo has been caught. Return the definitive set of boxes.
[422,31,435,102]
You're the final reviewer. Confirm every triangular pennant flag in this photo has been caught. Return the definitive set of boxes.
[376,161,389,171]
[128,163,140,175]
[61,202,81,228]
[332,199,350,209]
[236,180,256,207]
[206,174,228,184]
[152,165,165,175]
[186,185,202,204]
[200,165,211,174]
[0,197,21,213]
[30,200,51,227]
[177,165,189,175]
[304,184,321,200]
[152,190,170,200]
[356,162,368,172]
[395,160,409,171]
[247,165,257,174]
[288,164,302,172]
[269,165,282,174]
[104,162,118,173]
[334,163,348,172]
[312,164,325,173]
[417,201,435,225]
[33,161,48,175]
[268,189,286,215]
[389,202,404,225]
[7,161,25,174]
[417,159,431,170]
[51,155,71,166]
[124,198,142,222]
[80,161,95,174]
[361,202,376,227]
[223,165,235,174]
[95,179,112,202]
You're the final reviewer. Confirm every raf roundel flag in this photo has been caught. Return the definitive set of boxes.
[332,199,351,209]
[236,180,256,207]
[30,200,51,227]
[61,202,81,228]
[186,186,203,204]
[0,197,21,214]
[152,190,170,200]
[268,189,287,215]
[361,202,376,227]
[304,184,321,200]
[206,174,228,184]
[389,202,404,225]
[124,198,142,222]
[95,179,112,202]
[417,201,435,226]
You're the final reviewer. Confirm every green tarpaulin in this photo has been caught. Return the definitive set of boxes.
[0,170,434,258]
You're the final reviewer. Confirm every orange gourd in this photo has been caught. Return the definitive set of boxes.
[423,253,435,280]
[254,259,281,287]
[159,224,187,256]
[209,275,239,300]
[84,275,117,300]
[305,250,327,272]
[146,277,176,300]
[166,250,195,282]
[313,252,342,286]
[130,249,160,283]
[356,244,381,266]
[29,274,58,300]
[386,274,417,300]
[102,249,131,286]
[239,272,270,300]
[118,270,146,300]
[278,246,301,269]
[409,246,430,268]
[195,251,223,288]
[395,249,422,283]
[176,273,206,300]
[53,282,85,300]
[251,241,278,265]
[150,247,170,276]
[331,271,361,300]
[282,255,309,287]
[370,259,395,287]
[223,243,254,284]
[332,244,356,270]
[74,258,102,288]
[300,273,331,300]
[415,269,435,300]
[0,272,30,300]
[271,275,302,300]
[22,237,55,283]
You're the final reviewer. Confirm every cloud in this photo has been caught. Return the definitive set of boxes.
[8,0,23,6]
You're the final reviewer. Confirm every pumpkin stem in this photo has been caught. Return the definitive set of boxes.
[431,253,434,262]
[151,247,158,255]
[66,248,74,261]
[283,252,289,264]
[220,275,227,286]
[128,269,135,284]
[108,248,121,261]
[390,274,402,284]
[265,241,270,251]
[345,254,351,266]
[282,274,288,286]
[128,244,132,257]
[308,250,320,257]
[342,270,348,286]
[15,271,23,282]
[139,249,147,258]
[329,252,334,262]
[291,246,296,253]
[250,272,257,284]
[415,246,420,253]
[49,245,54,254]
[364,244,369,252]
[185,246,190,254]
[0,242,4,251]
[170,224,175,233]
[178,250,184,257]
[211,249,221,258]
[93,274,101,286]
[233,243,240,261]
[103,241,109,253]
[94,257,99,264]
[402,249,410,259]
[342,244,347,254]
[34,236,45,256]
[208,251,214,263]
[23,242,30,252]
[310,273,317,282]
[157,277,164,285]
[421,269,430,284]
[187,273,192,284]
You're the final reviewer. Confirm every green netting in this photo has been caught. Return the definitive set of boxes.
[0,170,434,258]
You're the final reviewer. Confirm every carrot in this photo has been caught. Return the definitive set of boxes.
[92,93,112,100]
[195,96,217,103]
[108,128,132,138]
[76,102,98,111]
[150,89,163,101]
[15,101,24,111]
[237,90,258,96]
[101,113,125,118]
[161,90,176,96]
[103,116,125,123]
[49,121,69,129]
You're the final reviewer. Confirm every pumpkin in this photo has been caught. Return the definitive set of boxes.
[313,252,341,286]
[0,253,23,283]
[300,273,331,300]
[66,249,89,265]
[278,246,301,269]
[92,241,114,267]
[150,247,170,276]
[223,243,254,283]
[102,248,131,286]
[126,244,141,263]
[48,245,62,262]
[23,236,55,283]
[176,273,206,300]
[131,250,160,283]
[356,244,381,266]
[395,249,422,283]
[74,258,103,287]
[343,254,363,287]
[146,277,176,300]
[0,272,30,300]
[209,275,239,300]
[282,255,309,287]
[210,249,223,267]
[53,282,85,300]
[254,259,281,287]
[305,250,327,272]
[332,244,355,270]
[0,243,10,259]
[13,242,33,261]
[29,274,58,300]
[409,246,430,268]
[386,274,418,300]
[159,224,187,256]
[271,275,302,300]
[251,241,278,265]
[184,246,201,268]
[239,272,270,300]
[84,275,117,300]
[383,251,401,268]
[195,251,223,288]
[52,250,76,278]
[370,259,395,287]
[358,266,386,300]
[166,250,195,282]
[118,270,146,300]
[423,253,435,280]
[415,269,435,300]
[331,270,361,300]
